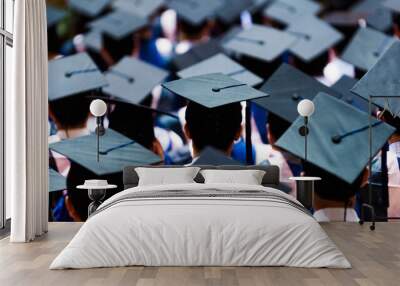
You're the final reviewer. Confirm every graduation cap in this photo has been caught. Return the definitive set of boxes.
[48,52,108,102]
[263,0,322,25]
[102,56,169,104]
[88,10,148,41]
[69,0,112,18]
[47,5,66,29]
[49,129,162,176]
[286,16,343,62]
[49,168,67,192]
[177,53,263,87]
[166,0,223,27]
[192,146,242,165]
[222,24,297,62]
[331,76,371,112]
[341,27,397,72]
[276,93,395,184]
[216,0,254,26]
[351,41,400,116]
[162,72,267,108]
[351,0,393,32]
[162,73,269,163]
[112,0,164,18]
[171,39,222,70]
[252,63,341,123]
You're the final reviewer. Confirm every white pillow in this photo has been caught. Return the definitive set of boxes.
[135,167,201,186]
[200,169,266,185]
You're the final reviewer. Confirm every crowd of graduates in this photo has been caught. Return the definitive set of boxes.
[46,0,400,223]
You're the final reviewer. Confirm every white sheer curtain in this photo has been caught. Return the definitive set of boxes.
[7,0,48,242]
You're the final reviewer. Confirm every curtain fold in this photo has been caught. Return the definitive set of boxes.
[7,0,48,242]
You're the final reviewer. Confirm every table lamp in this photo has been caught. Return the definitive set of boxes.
[297,99,315,165]
[90,99,107,162]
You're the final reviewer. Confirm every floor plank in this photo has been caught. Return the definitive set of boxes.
[0,222,399,286]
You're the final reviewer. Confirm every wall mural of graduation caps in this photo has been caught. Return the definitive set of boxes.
[112,0,165,19]
[276,93,395,185]
[177,53,263,87]
[162,73,269,164]
[170,39,223,71]
[69,0,113,19]
[252,63,342,124]
[222,24,297,63]
[351,41,400,117]
[285,15,343,75]
[263,0,322,26]
[341,27,398,74]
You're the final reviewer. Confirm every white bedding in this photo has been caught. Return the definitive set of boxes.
[50,183,351,269]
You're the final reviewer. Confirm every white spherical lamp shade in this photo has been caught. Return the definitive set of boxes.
[90,99,107,117]
[297,99,315,117]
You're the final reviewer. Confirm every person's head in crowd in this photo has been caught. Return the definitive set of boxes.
[184,101,242,157]
[108,99,164,159]
[49,93,91,137]
[267,113,291,146]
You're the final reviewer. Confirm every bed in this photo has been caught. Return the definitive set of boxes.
[50,165,350,269]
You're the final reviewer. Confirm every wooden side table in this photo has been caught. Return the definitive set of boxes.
[289,177,321,209]
[77,182,117,216]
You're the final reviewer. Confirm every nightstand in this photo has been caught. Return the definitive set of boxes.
[289,177,321,209]
[77,180,117,216]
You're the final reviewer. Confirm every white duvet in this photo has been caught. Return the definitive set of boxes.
[50,183,351,269]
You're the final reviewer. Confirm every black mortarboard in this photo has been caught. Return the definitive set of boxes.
[48,52,108,102]
[351,41,400,116]
[177,53,263,87]
[69,0,112,18]
[162,73,268,108]
[341,27,397,72]
[276,93,395,184]
[253,63,341,123]
[102,56,169,104]
[49,129,162,176]
[286,16,343,62]
[222,24,297,62]
[47,5,66,29]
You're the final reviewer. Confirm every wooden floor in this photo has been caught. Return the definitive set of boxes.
[0,222,399,286]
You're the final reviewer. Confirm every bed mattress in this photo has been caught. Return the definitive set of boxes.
[50,183,350,269]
